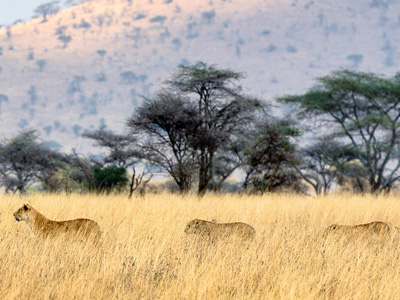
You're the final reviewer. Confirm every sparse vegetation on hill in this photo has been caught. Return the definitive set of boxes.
[0,0,399,157]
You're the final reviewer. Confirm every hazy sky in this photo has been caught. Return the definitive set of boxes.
[0,0,47,25]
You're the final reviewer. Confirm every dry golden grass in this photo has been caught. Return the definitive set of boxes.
[2,192,400,299]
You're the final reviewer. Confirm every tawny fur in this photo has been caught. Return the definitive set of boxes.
[185,218,255,239]
[13,204,101,241]
[323,221,390,238]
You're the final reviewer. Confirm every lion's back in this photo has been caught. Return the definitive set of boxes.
[324,221,390,239]
[215,222,256,238]
[367,221,390,234]
[61,218,102,239]
[185,219,255,240]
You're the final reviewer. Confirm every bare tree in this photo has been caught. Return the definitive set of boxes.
[128,167,153,198]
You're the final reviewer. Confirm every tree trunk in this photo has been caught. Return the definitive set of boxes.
[198,149,213,196]
[177,179,191,194]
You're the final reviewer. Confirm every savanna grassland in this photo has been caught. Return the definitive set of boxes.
[1,193,400,299]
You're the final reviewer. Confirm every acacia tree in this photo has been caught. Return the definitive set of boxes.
[83,127,141,167]
[241,119,303,193]
[293,139,338,195]
[34,1,60,22]
[279,70,400,193]
[0,130,65,194]
[291,138,352,195]
[167,62,262,195]
[127,91,198,194]
[292,137,372,194]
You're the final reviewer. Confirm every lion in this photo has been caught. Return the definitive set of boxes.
[323,221,390,239]
[184,218,255,240]
[13,204,102,242]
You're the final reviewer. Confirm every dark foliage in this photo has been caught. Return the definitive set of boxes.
[166,62,263,195]
[93,165,128,194]
[128,90,198,194]
[242,119,305,193]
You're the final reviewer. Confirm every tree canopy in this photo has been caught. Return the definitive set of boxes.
[167,62,263,195]
[4,67,400,196]
[128,62,263,195]
[127,90,198,194]
[0,130,65,194]
[279,70,400,193]
[34,1,60,22]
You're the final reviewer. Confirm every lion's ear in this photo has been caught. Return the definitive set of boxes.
[23,204,28,211]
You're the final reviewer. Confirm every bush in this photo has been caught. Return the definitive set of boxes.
[58,35,72,48]
[94,72,107,82]
[73,19,91,29]
[0,94,9,105]
[93,165,128,194]
[150,15,166,24]
[37,59,47,72]
[96,49,107,57]
[202,10,216,24]
[120,71,138,84]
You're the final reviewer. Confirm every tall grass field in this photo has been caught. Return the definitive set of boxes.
[1,193,400,299]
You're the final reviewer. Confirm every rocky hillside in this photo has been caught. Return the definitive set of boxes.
[0,0,399,152]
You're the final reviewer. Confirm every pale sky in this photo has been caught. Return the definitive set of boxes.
[0,0,49,25]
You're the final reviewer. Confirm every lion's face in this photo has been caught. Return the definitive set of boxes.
[13,204,30,223]
[185,219,207,234]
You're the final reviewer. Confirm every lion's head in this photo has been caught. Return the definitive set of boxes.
[184,219,209,234]
[13,204,32,223]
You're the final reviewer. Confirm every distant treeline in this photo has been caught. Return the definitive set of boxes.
[1,62,400,196]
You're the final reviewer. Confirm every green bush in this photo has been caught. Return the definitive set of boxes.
[93,165,128,194]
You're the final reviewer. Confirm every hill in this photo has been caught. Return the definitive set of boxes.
[0,0,399,152]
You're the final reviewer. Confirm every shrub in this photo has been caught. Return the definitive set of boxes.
[37,59,47,72]
[93,165,128,193]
